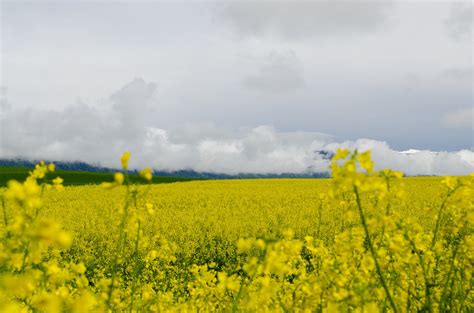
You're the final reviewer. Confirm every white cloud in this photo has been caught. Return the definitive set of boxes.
[2,2,472,151]
[243,51,305,93]
[328,139,474,176]
[442,107,473,129]
[0,79,472,176]
[216,0,391,40]
[445,1,472,41]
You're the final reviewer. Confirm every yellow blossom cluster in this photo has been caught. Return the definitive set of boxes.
[0,150,472,312]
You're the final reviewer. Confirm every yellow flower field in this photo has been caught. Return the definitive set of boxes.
[0,151,472,312]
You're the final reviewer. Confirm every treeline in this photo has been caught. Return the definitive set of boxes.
[0,158,330,179]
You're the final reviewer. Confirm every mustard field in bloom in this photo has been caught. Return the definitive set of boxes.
[0,151,472,312]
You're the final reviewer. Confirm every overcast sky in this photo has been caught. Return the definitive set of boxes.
[0,0,473,174]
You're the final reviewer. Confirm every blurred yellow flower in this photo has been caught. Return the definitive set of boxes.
[120,151,131,170]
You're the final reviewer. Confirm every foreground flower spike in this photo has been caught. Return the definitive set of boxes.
[30,161,47,179]
[102,153,131,188]
[52,176,64,191]
[47,163,56,172]
[1,162,91,312]
[121,151,131,170]
[114,172,125,185]
[139,168,153,182]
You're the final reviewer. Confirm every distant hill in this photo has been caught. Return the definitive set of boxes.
[0,165,195,186]
[0,159,114,172]
[0,158,331,184]
[152,169,330,179]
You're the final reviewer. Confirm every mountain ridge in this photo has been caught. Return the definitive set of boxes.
[0,158,331,179]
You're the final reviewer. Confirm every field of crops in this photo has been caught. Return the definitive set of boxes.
[0,151,472,312]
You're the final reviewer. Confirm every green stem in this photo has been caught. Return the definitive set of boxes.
[440,230,464,311]
[20,240,30,272]
[2,195,8,227]
[231,276,245,312]
[130,219,141,312]
[354,185,398,313]
[317,199,322,239]
[404,231,432,312]
[385,177,391,216]
[430,185,459,250]
[107,183,131,310]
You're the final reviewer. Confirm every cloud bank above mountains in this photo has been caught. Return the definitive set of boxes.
[2,1,472,153]
[1,79,472,176]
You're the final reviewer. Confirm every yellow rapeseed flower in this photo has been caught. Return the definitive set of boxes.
[52,176,64,191]
[139,168,153,182]
[1,151,471,312]
[120,151,131,170]
[47,163,55,172]
[114,172,125,185]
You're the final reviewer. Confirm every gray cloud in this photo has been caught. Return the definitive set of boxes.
[243,51,305,93]
[0,79,156,163]
[1,79,472,175]
[1,1,472,158]
[0,87,9,114]
[216,0,391,40]
[442,67,473,82]
[442,107,473,129]
[445,1,472,41]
